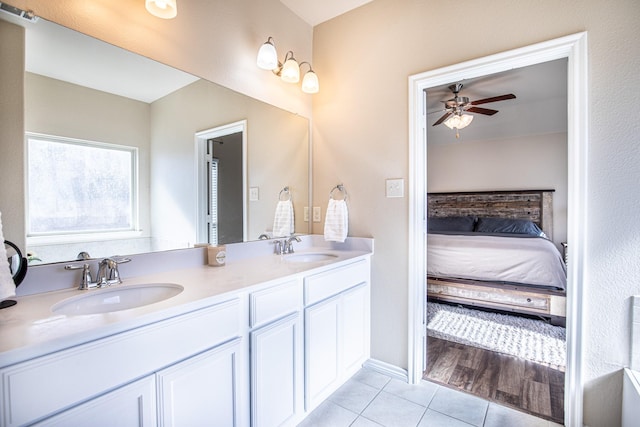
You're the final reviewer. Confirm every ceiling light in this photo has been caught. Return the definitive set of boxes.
[444,113,473,130]
[256,37,319,94]
[145,0,177,19]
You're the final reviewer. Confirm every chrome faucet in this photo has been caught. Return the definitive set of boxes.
[283,235,301,254]
[65,256,131,290]
[96,258,121,286]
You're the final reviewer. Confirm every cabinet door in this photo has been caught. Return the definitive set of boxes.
[251,312,303,427]
[341,283,369,375]
[157,338,244,427]
[304,295,340,410]
[32,376,156,427]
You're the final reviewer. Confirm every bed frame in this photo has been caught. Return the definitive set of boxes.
[427,189,566,325]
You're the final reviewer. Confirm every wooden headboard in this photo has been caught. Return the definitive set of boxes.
[427,189,554,240]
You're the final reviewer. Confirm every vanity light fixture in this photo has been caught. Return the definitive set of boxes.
[257,37,319,94]
[145,0,177,19]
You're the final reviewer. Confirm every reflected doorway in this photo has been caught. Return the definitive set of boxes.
[196,121,248,245]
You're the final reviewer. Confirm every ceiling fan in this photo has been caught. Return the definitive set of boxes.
[431,83,516,129]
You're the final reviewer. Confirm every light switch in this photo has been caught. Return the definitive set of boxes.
[386,179,404,198]
[313,206,321,222]
[304,207,309,222]
[249,187,259,201]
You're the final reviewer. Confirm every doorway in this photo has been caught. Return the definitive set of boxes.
[408,33,588,427]
[195,121,248,245]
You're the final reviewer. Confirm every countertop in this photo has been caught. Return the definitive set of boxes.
[0,238,373,368]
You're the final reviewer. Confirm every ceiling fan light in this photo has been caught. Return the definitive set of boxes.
[145,0,177,19]
[280,58,300,83]
[444,113,473,130]
[301,70,319,94]
[257,38,278,70]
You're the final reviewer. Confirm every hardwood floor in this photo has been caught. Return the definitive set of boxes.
[424,336,565,424]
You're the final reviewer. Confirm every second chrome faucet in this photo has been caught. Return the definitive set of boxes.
[274,235,302,255]
[65,256,131,290]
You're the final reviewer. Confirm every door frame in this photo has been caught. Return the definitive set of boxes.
[407,32,588,427]
[195,120,248,244]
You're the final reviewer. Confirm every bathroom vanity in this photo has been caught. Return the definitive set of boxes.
[0,236,372,427]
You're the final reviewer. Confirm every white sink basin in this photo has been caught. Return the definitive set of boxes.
[284,253,338,263]
[52,283,184,315]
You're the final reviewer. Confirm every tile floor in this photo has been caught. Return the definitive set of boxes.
[298,369,564,427]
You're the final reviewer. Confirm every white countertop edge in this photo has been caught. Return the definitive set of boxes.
[0,239,372,368]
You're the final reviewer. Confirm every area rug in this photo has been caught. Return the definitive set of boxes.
[427,302,566,370]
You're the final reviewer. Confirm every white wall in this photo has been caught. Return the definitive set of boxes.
[312,0,640,425]
[427,132,568,246]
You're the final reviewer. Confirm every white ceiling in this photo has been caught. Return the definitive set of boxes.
[279,0,374,26]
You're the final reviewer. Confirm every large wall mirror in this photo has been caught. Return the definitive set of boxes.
[0,14,310,265]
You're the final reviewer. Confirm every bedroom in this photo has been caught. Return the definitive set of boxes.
[423,59,568,423]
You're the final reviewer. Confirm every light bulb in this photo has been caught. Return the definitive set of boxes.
[281,58,300,83]
[146,0,177,19]
[301,70,319,94]
[257,39,278,70]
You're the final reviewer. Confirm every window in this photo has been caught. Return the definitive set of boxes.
[26,134,138,241]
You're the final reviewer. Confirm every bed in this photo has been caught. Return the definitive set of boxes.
[426,190,567,325]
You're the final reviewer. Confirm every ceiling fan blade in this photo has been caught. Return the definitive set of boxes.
[467,106,499,116]
[432,112,452,126]
[470,93,516,105]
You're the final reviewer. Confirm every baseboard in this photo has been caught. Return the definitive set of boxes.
[362,358,408,382]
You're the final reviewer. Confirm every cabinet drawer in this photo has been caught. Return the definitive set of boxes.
[1,298,241,427]
[250,279,302,328]
[31,376,157,427]
[305,260,369,306]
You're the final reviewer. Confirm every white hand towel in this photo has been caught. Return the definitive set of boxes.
[324,199,348,242]
[0,212,16,300]
[273,200,294,237]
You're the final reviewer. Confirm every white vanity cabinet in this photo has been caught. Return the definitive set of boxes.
[303,259,370,410]
[0,243,373,427]
[0,298,245,427]
[157,338,244,427]
[249,279,304,427]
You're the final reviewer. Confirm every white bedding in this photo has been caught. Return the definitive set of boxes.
[427,233,567,291]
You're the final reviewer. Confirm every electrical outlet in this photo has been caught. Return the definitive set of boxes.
[313,206,321,222]
[304,207,309,222]
[249,187,259,201]
[386,178,404,198]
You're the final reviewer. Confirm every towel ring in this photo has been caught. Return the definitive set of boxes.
[329,184,348,201]
[279,186,292,201]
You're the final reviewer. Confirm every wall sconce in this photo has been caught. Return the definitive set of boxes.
[146,0,177,19]
[257,37,319,94]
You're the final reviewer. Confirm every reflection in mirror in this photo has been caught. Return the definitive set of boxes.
[0,16,310,265]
